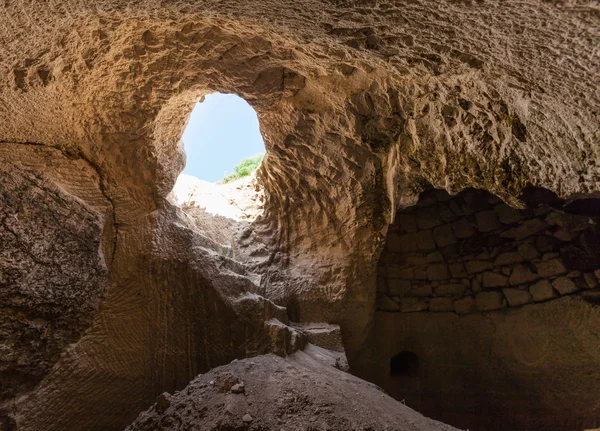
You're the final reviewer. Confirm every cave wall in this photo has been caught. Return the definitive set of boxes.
[0,1,598,430]
[376,187,600,315]
[365,187,600,430]
[0,147,303,431]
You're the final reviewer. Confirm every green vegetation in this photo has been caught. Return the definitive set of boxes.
[220,153,265,184]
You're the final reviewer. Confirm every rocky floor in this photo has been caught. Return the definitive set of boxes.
[125,345,460,431]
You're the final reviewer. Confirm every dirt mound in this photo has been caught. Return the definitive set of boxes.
[125,345,460,431]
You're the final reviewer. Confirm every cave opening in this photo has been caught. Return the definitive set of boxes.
[171,92,266,218]
[390,351,419,377]
[179,93,265,184]
[168,92,268,249]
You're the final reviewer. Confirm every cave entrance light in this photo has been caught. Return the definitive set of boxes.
[181,93,265,183]
[171,93,267,223]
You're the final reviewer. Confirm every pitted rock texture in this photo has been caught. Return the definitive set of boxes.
[0,163,107,403]
[0,163,108,402]
[0,1,598,430]
[125,346,460,431]
[376,187,600,315]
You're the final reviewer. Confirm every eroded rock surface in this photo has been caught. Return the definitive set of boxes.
[0,163,107,403]
[0,1,598,430]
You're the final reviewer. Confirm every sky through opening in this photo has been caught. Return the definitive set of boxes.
[181,93,265,183]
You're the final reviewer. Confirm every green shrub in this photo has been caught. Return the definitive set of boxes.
[220,153,264,184]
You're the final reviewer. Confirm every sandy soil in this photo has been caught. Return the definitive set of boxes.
[125,345,461,431]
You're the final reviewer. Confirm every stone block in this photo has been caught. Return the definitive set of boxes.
[435,283,466,297]
[536,258,566,278]
[429,297,455,312]
[433,224,456,248]
[536,235,556,253]
[554,228,579,242]
[454,296,476,315]
[517,243,539,260]
[461,193,488,215]
[552,277,578,295]
[387,233,415,253]
[413,267,428,280]
[545,211,590,231]
[416,207,442,230]
[533,206,551,216]
[377,295,400,311]
[501,218,547,241]
[414,230,436,251]
[529,280,557,302]
[452,217,476,239]
[396,214,418,232]
[441,244,459,260]
[448,200,463,216]
[426,251,444,263]
[475,210,501,233]
[482,271,509,288]
[494,251,522,266]
[387,266,413,279]
[449,263,467,278]
[476,291,506,311]
[509,265,539,285]
[542,252,560,261]
[399,298,429,313]
[439,204,458,223]
[476,250,491,260]
[494,203,525,224]
[405,253,429,266]
[410,285,433,297]
[489,247,501,259]
[466,260,493,274]
[471,278,482,292]
[427,263,449,281]
[388,279,411,296]
[503,288,533,307]
[584,272,598,289]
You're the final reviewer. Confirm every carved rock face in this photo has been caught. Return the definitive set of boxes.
[0,163,107,401]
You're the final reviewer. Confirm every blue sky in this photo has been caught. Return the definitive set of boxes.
[181,93,265,182]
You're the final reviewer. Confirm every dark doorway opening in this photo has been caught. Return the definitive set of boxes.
[390,351,419,377]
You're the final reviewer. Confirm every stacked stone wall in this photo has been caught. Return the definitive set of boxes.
[377,188,600,314]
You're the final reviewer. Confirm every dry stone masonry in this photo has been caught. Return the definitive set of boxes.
[377,188,600,315]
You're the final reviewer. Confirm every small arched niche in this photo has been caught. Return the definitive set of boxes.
[390,351,419,377]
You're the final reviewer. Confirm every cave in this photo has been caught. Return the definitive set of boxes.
[0,2,599,431]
